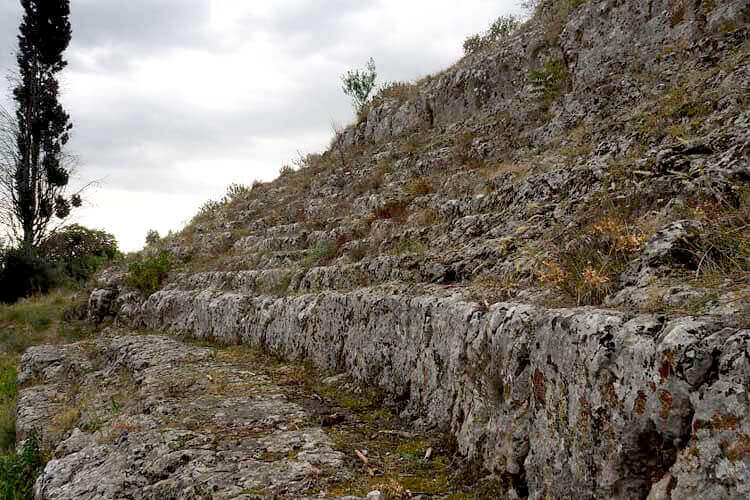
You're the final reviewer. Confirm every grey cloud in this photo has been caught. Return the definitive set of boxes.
[66,0,213,74]
[0,0,507,251]
[71,0,212,51]
[0,0,212,79]
[247,1,380,59]
[67,81,350,189]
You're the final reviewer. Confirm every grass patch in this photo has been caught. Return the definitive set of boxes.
[471,270,527,306]
[0,290,78,354]
[0,357,18,452]
[304,239,339,267]
[404,176,435,198]
[353,162,392,196]
[680,191,750,281]
[0,289,91,458]
[392,238,427,256]
[373,201,409,222]
[628,82,716,144]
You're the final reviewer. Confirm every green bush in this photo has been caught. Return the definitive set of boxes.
[342,58,377,112]
[0,250,58,304]
[463,15,520,55]
[0,225,119,304]
[0,432,44,499]
[125,251,174,295]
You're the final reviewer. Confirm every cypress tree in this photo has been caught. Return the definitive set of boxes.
[12,0,79,253]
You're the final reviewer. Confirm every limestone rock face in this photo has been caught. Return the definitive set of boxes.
[87,288,117,322]
[350,0,750,148]
[92,287,747,499]
[641,220,704,267]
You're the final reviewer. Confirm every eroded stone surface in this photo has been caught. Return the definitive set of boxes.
[20,334,354,499]
[97,287,750,499]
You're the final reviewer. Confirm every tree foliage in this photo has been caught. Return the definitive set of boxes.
[341,58,377,112]
[1,0,79,252]
[40,224,119,281]
[0,248,57,303]
[145,229,160,246]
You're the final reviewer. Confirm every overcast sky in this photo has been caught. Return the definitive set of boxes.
[0,0,521,251]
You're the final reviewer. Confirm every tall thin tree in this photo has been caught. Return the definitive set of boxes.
[7,0,79,253]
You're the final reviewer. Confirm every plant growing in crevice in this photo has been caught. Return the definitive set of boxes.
[528,59,570,102]
[329,121,349,170]
[372,81,418,107]
[373,201,409,222]
[670,0,687,27]
[393,238,427,256]
[537,217,645,305]
[404,176,435,198]
[682,191,750,281]
[304,239,338,267]
[535,0,590,42]
[341,58,377,113]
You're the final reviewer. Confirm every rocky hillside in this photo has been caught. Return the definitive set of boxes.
[18,0,750,498]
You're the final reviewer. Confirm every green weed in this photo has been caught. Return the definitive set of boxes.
[0,357,18,452]
[304,240,338,267]
[528,59,569,101]
[0,432,44,499]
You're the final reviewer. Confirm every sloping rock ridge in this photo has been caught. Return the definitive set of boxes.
[19,0,750,497]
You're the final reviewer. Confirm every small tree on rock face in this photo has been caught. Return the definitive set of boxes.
[341,57,377,113]
[1,0,79,253]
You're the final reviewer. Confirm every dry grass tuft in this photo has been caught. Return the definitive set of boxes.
[537,216,645,305]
